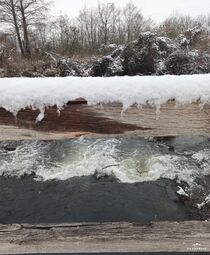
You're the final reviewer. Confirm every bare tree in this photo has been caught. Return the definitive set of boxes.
[123,2,154,42]
[0,0,50,57]
[77,6,98,51]
[97,3,115,45]
[157,13,196,38]
[0,1,158,57]
[0,0,25,56]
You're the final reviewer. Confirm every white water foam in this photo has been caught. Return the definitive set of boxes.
[0,138,209,186]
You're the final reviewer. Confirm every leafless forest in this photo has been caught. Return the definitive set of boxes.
[0,0,210,77]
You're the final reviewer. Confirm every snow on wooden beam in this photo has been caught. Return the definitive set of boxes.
[0,75,210,140]
[0,100,210,140]
[0,221,209,253]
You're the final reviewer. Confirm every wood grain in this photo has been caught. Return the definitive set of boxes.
[0,100,210,140]
[0,221,209,253]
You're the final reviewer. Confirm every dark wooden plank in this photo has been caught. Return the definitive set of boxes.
[0,101,210,140]
[0,221,209,253]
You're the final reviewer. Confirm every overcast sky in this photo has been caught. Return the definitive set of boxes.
[52,0,210,22]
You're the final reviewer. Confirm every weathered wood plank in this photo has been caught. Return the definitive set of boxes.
[0,100,210,140]
[0,221,209,253]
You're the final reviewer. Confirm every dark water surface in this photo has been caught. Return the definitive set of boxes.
[0,136,209,224]
[0,176,190,224]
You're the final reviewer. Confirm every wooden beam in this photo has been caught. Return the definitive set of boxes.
[0,100,210,140]
[0,221,209,253]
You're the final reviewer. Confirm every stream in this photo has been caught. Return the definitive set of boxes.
[0,136,210,223]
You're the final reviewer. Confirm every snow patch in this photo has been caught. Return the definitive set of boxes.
[197,194,210,209]
[0,74,210,117]
[35,109,45,123]
[177,186,189,197]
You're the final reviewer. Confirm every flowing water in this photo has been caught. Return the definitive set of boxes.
[0,136,210,186]
[0,136,210,223]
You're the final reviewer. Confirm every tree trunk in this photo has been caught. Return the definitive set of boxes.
[10,0,25,57]
[19,0,31,58]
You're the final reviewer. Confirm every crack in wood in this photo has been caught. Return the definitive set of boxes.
[0,221,209,253]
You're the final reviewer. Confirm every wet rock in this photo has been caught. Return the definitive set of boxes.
[3,147,16,152]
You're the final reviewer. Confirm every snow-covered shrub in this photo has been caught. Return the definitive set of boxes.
[122,32,179,75]
[165,50,210,75]
[90,31,210,77]
[0,42,12,68]
[99,44,119,55]
[122,33,157,75]
[90,47,124,76]
[0,28,209,78]
[57,58,83,77]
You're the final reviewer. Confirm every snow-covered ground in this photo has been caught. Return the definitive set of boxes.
[0,74,210,119]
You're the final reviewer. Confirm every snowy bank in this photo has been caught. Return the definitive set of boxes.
[0,74,210,117]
